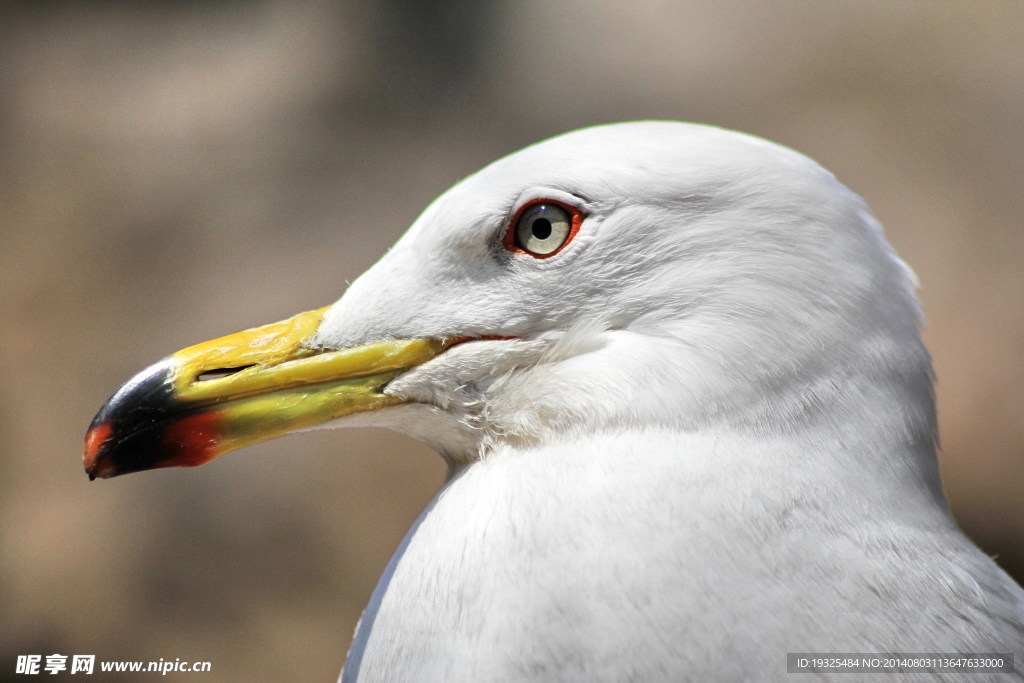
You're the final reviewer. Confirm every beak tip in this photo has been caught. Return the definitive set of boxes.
[84,420,114,480]
[84,457,114,480]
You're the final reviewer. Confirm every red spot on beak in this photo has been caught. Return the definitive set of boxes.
[162,411,225,468]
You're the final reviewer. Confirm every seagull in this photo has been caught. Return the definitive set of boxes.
[85,122,1023,681]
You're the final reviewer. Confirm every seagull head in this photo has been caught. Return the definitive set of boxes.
[85,121,934,479]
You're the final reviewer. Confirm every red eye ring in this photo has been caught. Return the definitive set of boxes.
[503,198,584,259]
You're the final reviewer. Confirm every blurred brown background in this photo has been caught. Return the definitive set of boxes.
[1,1,1022,680]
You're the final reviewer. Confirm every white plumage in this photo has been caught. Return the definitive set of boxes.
[305,122,1023,680]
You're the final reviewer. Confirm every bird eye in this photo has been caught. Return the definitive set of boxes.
[507,201,580,258]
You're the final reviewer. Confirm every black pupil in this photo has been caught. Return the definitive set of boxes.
[532,217,552,240]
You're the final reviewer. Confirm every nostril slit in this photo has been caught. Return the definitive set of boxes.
[197,366,254,382]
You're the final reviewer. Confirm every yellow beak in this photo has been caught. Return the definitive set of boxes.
[84,307,444,479]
